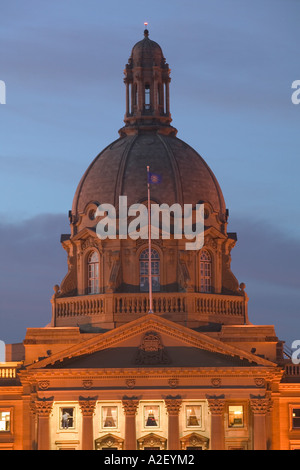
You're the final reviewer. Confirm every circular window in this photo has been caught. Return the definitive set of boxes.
[88,208,96,220]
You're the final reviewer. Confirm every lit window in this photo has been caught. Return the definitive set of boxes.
[292,409,300,428]
[144,405,160,428]
[88,251,100,294]
[102,406,118,429]
[140,248,160,292]
[186,405,202,428]
[228,406,244,428]
[200,250,211,293]
[0,411,10,432]
[60,407,75,430]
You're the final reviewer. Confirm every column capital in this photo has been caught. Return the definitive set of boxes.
[35,397,53,417]
[206,394,226,415]
[122,396,139,416]
[164,395,182,415]
[250,395,272,414]
[79,396,97,417]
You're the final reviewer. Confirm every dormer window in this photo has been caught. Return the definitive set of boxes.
[87,251,100,294]
[145,84,151,110]
[200,250,212,293]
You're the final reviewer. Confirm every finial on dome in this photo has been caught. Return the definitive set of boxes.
[144,22,149,37]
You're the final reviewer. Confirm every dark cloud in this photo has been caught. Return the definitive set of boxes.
[0,213,69,343]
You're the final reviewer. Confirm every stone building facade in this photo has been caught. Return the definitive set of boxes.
[0,29,299,451]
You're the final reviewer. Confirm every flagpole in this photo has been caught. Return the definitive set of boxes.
[147,165,153,313]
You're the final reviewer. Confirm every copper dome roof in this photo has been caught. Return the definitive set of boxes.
[72,133,226,222]
[130,29,165,67]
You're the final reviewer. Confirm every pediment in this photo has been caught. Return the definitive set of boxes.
[27,315,277,371]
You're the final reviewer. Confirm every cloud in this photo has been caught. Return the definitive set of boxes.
[0,213,69,343]
[230,216,300,290]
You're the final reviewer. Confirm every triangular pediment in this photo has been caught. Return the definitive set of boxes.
[27,315,277,371]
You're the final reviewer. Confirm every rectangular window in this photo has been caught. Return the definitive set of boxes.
[228,405,244,428]
[60,407,75,430]
[0,411,10,432]
[144,405,160,428]
[186,405,202,428]
[102,406,118,429]
[292,409,300,429]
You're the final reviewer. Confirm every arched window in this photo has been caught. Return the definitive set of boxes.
[139,248,160,292]
[144,84,150,110]
[87,251,100,294]
[200,250,212,293]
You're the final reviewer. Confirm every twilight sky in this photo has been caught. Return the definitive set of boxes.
[0,0,299,348]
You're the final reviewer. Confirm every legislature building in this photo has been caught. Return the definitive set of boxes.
[1,28,300,451]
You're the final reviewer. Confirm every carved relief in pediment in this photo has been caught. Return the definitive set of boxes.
[134,331,171,365]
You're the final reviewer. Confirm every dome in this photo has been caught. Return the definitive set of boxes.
[72,133,226,223]
[130,29,165,67]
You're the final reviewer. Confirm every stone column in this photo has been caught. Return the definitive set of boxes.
[250,396,272,450]
[125,80,129,115]
[29,401,38,450]
[35,398,53,450]
[122,397,139,450]
[79,397,97,450]
[165,396,182,450]
[207,395,225,450]
[165,79,170,115]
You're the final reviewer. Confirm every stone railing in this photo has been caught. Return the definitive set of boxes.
[54,292,246,322]
[55,295,105,318]
[194,293,245,317]
[114,293,186,315]
[284,364,300,377]
[0,363,18,379]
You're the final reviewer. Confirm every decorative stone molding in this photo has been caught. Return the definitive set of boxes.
[81,238,99,252]
[125,378,136,389]
[95,434,124,450]
[168,378,179,388]
[35,397,54,417]
[38,380,50,390]
[135,331,170,365]
[79,396,97,416]
[211,378,221,388]
[122,397,139,415]
[206,394,226,415]
[180,433,209,450]
[254,378,265,388]
[250,395,272,414]
[164,395,182,415]
[137,433,167,450]
[82,380,93,390]
[29,401,37,416]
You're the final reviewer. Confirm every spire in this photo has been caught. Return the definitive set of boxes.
[119,28,177,137]
[144,21,149,37]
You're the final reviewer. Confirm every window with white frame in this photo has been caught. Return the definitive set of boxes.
[144,405,160,428]
[200,250,212,293]
[292,408,300,429]
[185,405,202,428]
[102,406,118,429]
[59,407,75,430]
[228,405,244,428]
[0,411,11,432]
[88,251,100,294]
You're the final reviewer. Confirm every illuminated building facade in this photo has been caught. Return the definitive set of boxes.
[0,29,299,451]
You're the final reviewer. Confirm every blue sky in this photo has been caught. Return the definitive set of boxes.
[0,0,299,347]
